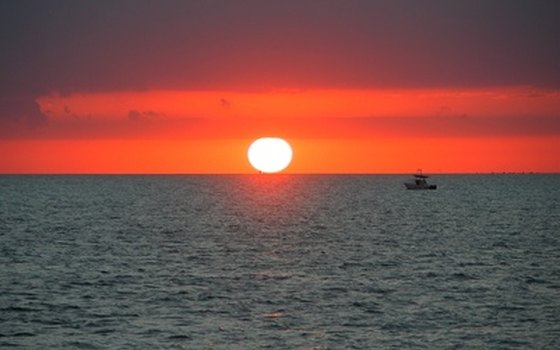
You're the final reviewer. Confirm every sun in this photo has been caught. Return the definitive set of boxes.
[247,137,293,173]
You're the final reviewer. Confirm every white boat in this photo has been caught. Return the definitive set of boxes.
[404,172,437,190]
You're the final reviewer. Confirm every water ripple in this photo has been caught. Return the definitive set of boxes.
[1,175,559,349]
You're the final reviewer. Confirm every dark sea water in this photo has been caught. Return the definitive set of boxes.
[1,175,559,349]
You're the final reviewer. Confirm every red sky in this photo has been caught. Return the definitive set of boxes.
[1,1,559,173]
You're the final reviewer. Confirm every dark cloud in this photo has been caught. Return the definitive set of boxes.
[2,0,559,92]
[0,95,47,125]
[128,110,165,122]
[351,116,560,138]
[1,0,559,123]
[2,114,557,140]
[220,98,232,109]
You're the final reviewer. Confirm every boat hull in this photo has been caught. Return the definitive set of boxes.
[404,183,437,190]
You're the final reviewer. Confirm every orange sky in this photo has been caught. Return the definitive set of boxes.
[36,87,560,121]
[1,87,559,173]
[1,136,557,174]
[2,2,559,174]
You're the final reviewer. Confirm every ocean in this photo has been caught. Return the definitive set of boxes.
[1,175,559,349]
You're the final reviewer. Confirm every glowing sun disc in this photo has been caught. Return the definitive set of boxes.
[248,137,293,173]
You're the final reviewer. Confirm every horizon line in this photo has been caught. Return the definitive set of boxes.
[0,171,556,176]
